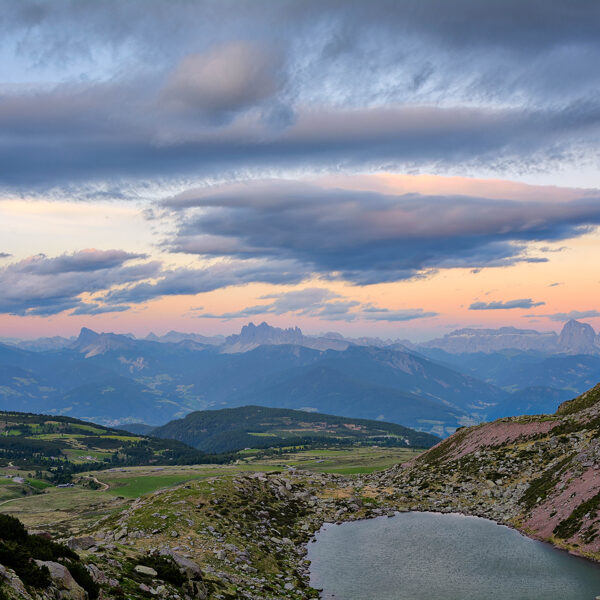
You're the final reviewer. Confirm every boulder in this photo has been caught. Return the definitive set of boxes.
[159,549,202,578]
[86,563,109,584]
[134,564,158,577]
[0,564,35,600]
[67,536,97,551]
[35,560,86,600]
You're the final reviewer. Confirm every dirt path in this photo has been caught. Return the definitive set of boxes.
[83,475,110,491]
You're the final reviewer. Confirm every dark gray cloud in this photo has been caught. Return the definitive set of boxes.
[469,298,545,310]
[1,1,600,187]
[0,250,159,316]
[165,179,600,284]
[0,253,11,259]
[101,259,306,306]
[18,250,147,275]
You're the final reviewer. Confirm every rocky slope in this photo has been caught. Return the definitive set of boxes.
[375,382,600,561]
[11,471,385,599]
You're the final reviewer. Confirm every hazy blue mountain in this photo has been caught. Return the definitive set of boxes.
[418,320,599,356]
[486,386,574,419]
[5,323,595,434]
[119,423,157,435]
[557,319,600,355]
[145,330,225,345]
[57,376,184,425]
[221,321,350,352]
[420,326,558,353]
[225,365,468,436]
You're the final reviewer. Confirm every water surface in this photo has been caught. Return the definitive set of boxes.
[308,512,600,600]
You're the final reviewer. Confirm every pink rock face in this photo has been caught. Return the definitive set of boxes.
[523,468,600,552]
[446,420,559,462]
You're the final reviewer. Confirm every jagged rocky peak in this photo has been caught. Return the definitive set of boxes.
[557,319,599,354]
[76,326,100,344]
[72,327,135,357]
[228,322,304,345]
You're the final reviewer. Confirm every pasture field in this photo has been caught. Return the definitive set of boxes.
[0,446,423,534]
[252,446,422,474]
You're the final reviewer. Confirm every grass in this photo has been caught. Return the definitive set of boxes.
[0,486,128,536]
[0,446,425,534]
[271,446,420,472]
[100,464,281,498]
[93,447,421,496]
[105,474,213,497]
[62,449,112,463]
[31,433,87,440]
[26,479,53,491]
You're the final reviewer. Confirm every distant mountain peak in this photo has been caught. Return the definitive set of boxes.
[77,327,100,343]
[223,322,304,352]
[557,319,599,355]
[422,325,558,353]
[241,321,302,335]
[73,327,134,357]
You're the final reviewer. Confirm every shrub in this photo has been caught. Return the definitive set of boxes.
[137,555,186,586]
[0,514,77,590]
[0,540,51,588]
[67,561,100,599]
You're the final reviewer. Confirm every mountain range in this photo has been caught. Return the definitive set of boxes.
[420,319,600,355]
[0,319,599,436]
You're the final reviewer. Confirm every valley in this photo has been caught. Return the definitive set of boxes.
[1,384,600,598]
[1,322,600,598]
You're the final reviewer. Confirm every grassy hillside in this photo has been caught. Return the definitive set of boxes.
[151,405,440,453]
[0,410,220,485]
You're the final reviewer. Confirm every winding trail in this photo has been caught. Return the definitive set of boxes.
[85,475,110,491]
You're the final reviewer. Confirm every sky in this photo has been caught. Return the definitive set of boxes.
[1,0,600,341]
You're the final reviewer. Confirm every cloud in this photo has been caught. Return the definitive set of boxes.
[0,250,159,316]
[100,259,306,306]
[469,298,545,310]
[259,288,340,314]
[538,309,600,322]
[196,287,435,323]
[0,253,11,259]
[159,42,284,120]
[70,303,131,316]
[360,305,438,322]
[165,179,600,285]
[1,1,600,187]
